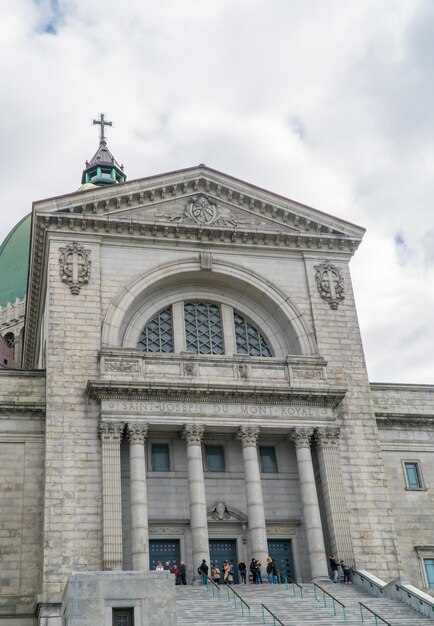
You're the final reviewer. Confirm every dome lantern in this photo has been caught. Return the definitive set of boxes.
[81,113,126,186]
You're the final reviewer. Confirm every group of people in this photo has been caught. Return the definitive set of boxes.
[329,554,351,584]
[155,559,187,585]
[197,557,280,585]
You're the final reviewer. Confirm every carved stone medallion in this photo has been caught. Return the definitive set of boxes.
[188,195,217,224]
[59,241,91,295]
[314,261,344,309]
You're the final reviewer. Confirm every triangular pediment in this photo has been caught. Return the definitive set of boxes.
[33,165,365,241]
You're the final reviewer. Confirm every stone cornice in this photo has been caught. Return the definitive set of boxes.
[376,413,434,428]
[86,379,346,408]
[33,166,365,239]
[0,402,45,415]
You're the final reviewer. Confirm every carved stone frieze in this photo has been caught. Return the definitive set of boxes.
[289,427,314,448]
[237,425,260,447]
[209,502,230,520]
[149,526,184,536]
[292,367,324,381]
[105,359,139,373]
[126,422,149,444]
[314,261,344,309]
[183,361,197,377]
[182,424,205,444]
[59,241,91,295]
[315,426,340,446]
[237,363,250,380]
[98,422,125,442]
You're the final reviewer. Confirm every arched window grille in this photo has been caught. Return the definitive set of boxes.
[137,307,174,353]
[234,311,272,357]
[184,302,224,355]
[137,301,273,357]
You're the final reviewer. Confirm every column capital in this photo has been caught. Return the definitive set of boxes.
[289,427,314,448]
[315,426,340,446]
[237,425,260,447]
[98,421,125,443]
[182,424,205,444]
[126,422,149,444]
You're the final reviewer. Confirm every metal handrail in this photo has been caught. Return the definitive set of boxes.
[226,583,252,622]
[359,602,392,625]
[205,576,251,622]
[313,583,347,621]
[278,574,304,598]
[261,603,285,626]
[204,575,221,600]
[394,582,434,614]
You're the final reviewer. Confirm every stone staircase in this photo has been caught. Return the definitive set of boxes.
[175,581,434,626]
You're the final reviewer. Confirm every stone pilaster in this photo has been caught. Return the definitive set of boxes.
[98,422,124,571]
[315,427,354,565]
[290,427,329,581]
[182,424,210,574]
[237,426,268,568]
[126,422,149,571]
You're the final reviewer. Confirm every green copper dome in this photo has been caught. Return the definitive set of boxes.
[0,214,31,308]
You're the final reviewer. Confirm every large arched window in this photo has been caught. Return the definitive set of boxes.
[137,301,273,357]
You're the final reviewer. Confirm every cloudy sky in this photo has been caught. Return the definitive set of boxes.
[1,0,433,383]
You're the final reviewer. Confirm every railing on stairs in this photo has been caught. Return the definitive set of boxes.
[313,582,347,621]
[359,602,392,625]
[261,603,285,626]
[205,576,252,622]
[278,574,304,598]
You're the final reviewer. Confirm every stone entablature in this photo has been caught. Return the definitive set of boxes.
[99,350,328,389]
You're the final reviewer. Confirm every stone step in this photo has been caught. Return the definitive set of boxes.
[175,583,433,626]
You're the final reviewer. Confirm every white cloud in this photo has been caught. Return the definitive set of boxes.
[0,0,433,383]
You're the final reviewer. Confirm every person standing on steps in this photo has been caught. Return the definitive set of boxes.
[238,560,247,584]
[329,554,339,583]
[211,563,221,584]
[250,558,258,584]
[179,560,187,585]
[198,559,209,585]
[340,560,351,584]
[256,561,263,584]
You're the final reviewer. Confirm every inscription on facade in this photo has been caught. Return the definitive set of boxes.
[103,400,332,419]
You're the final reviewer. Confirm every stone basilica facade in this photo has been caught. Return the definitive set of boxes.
[0,121,433,623]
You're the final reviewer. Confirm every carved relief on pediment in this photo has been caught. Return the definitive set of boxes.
[171,194,236,227]
[207,502,248,522]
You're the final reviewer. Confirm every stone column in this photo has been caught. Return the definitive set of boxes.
[290,427,329,581]
[126,422,149,571]
[98,422,125,571]
[315,427,354,564]
[237,426,269,568]
[182,425,210,574]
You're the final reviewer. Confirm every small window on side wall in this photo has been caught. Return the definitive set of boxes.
[205,445,225,472]
[259,446,278,473]
[151,443,170,472]
[403,461,424,489]
[424,559,434,588]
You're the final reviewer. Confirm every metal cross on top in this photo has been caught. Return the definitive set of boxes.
[93,113,113,145]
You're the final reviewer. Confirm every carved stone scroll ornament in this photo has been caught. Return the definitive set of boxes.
[289,427,314,448]
[182,424,205,444]
[98,422,125,442]
[200,251,213,270]
[314,261,344,309]
[237,425,260,447]
[59,241,91,295]
[126,423,149,444]
[105,359,139,373]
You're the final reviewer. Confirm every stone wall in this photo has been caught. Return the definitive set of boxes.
[372,383,434,590]
[0,371,45,617]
